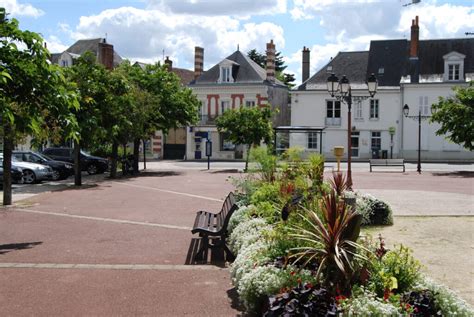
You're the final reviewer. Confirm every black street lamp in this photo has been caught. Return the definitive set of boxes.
[327,73,378,189]
[403,104,434,174]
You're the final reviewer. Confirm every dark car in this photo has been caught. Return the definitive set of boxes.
[0,166,25,188]
[42,147,109,175]
[13,151,74,181]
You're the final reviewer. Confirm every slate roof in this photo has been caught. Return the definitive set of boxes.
[298,37,474,90]
[66,38,123,66]
[133,61,194,86]
[191,50,285,87]
[367,40,408,87]
[417,38,474,75]
[172,68,195,86]
[297,51,369,90]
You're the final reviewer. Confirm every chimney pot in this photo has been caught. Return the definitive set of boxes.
[302,46,310,83]
[410,15,419,58]
[194,46,204,79]
[266,40,276,83]
[164,56,172,71]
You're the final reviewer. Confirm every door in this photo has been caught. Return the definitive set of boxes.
[163,128,186,160]
[351,132,360,158]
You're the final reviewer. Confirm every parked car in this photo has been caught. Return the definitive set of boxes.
[13,151,74,181]
[42,147,109,175]
[0,166,24,188]
[0,154,53,184]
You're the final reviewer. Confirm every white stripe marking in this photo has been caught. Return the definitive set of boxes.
[111,181,224,202]
[16,208,192,230]
[0,263,224,271]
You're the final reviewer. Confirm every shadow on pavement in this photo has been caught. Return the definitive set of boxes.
[431,171,474,178]
[0,241,42,255]
[226,287,246,315]
[185,237,227,268]
[210,169,241,174]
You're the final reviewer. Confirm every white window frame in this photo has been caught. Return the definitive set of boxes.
[220,100,230,115]
[443,51,465,82]
[371,131,381,150]
[370,99,379,120]
[448,64,460,81]
[307,132,318,150]
[326,100,341,126]
[354,101,363,120]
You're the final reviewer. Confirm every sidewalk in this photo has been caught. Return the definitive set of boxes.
[0,167,472,314]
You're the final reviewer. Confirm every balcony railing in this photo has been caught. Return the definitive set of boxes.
[325,117,341,126]
[198,115,217,125]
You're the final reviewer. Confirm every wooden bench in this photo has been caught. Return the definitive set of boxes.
[369,159,405,172]
[191,192,238,261]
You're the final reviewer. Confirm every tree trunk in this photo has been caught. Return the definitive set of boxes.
[74,139,82,186]
[133,138,140,174]
[143,139,146,170]
[2,123,13,205]
[109,141,118,178]
[245,144,251,172]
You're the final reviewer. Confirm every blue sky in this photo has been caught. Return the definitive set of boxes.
[5,0,474,84]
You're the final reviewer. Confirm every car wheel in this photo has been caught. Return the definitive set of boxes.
[23,169,37,184]
[87,164,98,175]
[52,170,61,181]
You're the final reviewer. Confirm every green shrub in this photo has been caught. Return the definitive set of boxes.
[249,146,278,182]
[369,244,421,297]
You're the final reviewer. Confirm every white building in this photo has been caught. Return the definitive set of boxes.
[291,16,473,161]
[187,41,289,160]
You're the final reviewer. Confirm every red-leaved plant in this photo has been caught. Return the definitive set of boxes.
[329,171,349,196]
[289,190,364,294]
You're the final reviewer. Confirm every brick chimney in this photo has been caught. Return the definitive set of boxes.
[164,56,172,71]
[302,46,310,83]
[98,38,114,70]
[410,16,419,58]
[266,39,276,83]
[194,46,204,79]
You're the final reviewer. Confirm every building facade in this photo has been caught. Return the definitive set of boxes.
[187,41,290,160]
[291,16,473,161]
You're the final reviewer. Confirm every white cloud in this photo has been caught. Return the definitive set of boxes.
[398,3,474,39]
[73,6,284,68]
[44,35,68,53]
[147,0,287,17]
[3,0,44,18]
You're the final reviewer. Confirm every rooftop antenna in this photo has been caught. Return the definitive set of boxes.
[105,33,107,42]
[402,0,421,7]
[466,32,474,36]
[162,49,165,61]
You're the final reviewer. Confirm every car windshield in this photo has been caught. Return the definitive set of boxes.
[34,152,53,161]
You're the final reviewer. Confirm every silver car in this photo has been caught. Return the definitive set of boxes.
[0,154,53,184]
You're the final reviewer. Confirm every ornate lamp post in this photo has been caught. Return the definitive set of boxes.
[403,104,433,174]
[327,73,378,189]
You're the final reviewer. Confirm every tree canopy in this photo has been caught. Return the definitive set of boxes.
[247,48,295,88]
[216,105,274,171]
[1,11,78,204]
[430,83,474,151]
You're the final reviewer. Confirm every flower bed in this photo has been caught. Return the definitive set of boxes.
[227,147,473,315]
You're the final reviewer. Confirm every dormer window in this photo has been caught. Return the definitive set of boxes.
[443,51,465,82]
[218,59,238,83]
[221,67,231,82]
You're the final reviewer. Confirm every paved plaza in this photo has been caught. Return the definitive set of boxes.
[0,161,473,315]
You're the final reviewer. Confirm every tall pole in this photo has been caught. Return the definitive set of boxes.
[347,90,353,189]
[417,110,421,174]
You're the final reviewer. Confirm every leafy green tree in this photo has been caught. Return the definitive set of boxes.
[1,11,78,204]
[127,62,200,172]
[216,105,274,171]
[66,52,110,185]
[430,83,474,151]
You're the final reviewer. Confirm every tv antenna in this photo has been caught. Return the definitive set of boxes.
[402,0,421,7]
